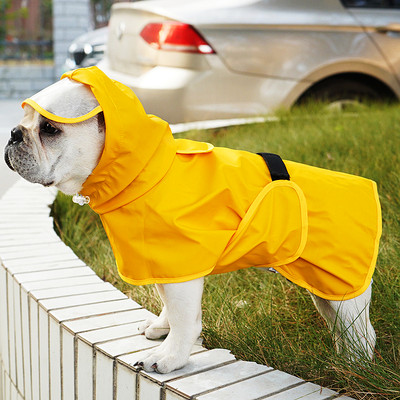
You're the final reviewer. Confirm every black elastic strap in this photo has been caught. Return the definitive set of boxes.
[257,153,290,181]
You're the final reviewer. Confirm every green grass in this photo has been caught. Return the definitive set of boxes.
[52,103,400,399]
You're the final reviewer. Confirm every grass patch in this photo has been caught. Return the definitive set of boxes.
[52,104,400,399]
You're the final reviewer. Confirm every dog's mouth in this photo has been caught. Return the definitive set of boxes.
[4,144,54,187]
[4,147,15,171]
[43,180,55,187]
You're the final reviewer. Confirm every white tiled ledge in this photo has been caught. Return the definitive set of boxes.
[0,179,354,400]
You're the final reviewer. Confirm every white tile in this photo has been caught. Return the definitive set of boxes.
[14,266,95,284]
[0,217,48,226]
[78,321,146,345]
[265,382,337,399]
[3,370,11,400]
[0,207,47,215]
[77,339,93,399]
[194,370,303,400]
[61,328,75,400]
[0,209,47,218]
[10,380,18,400]
[39,290,127,311]
[115,362,136,400]
[49,318,61,400]
[38,307,49,400]
[140,349,236,384]
[0,266,10,373]
[96,335,162,358]
[12,280,24,396]
[0,235,59,248]
[63,308,154,334]
[29,297,40,400]
[95,351,114,400]
[166,361,274,398]
[22,274,102,292]
[0,361,3,400]
[51,299,141,323]
[5,259,85,275]
[20,288,32,400]
[5,253,81,271]
[165,391,187,400]
[7,273,16,386]
[0,202,48,212]
[0,199,48,209]
[1,242,74,260]
[30,282,115,301]
[0,226,49,236]
[0,197,51,209]
[0,221,52,230]
[139,376,161,400]
[0,208,49,215]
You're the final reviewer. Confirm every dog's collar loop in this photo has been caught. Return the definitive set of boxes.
[72,194,90,206]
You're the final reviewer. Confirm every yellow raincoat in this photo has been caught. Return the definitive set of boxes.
[23,67,382,300]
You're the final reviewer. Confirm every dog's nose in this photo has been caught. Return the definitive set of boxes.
[10,127,23,144]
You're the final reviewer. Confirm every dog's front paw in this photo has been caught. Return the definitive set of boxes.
[138,316,170,340]
[139,348,188,373]
[135,338,190,373]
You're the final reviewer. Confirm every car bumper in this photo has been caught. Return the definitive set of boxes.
[98,58,304,124]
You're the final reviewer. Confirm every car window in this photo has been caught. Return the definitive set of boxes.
[341,0,400,8]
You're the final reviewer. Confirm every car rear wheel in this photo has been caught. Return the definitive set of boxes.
[297,75,395,110]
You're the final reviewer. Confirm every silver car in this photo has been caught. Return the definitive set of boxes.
[64,27,108,71]
[98,0,400,123]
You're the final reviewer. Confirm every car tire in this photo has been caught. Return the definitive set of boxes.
[297,76,394,110]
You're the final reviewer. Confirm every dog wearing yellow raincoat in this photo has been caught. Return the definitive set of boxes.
[4,67,381,373]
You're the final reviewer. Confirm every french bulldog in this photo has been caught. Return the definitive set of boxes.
[4,69,378,374]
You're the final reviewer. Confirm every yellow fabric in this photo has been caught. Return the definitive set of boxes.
[21,98,102,123]
[31,67,381,301]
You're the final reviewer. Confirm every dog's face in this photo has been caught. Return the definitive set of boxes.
[4,80,105,195]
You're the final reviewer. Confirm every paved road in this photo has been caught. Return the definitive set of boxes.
[0,100,24,197]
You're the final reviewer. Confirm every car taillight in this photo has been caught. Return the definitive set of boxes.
[140,22,215,54]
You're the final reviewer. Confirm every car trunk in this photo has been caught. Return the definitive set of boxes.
[108,0,377,82]
[107,4,210,76]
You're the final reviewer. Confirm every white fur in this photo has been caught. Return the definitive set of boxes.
[7,104,104,194]
[138,279,204,373]
[310,282,375,360]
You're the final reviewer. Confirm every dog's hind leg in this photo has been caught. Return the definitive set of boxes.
[309,281,376,361]
[138,284,170,339]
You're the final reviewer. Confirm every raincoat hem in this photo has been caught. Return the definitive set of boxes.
[274,180,382,301]
[117,266,215,286]
[276,267,375,301]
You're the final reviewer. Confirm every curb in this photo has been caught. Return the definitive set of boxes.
[0,179,354,399]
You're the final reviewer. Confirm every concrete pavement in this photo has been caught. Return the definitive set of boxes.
[0,99,24,197]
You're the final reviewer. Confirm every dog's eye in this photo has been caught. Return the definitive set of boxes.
[41,121,60,135]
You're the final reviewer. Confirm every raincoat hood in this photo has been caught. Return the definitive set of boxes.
[22,67,382,301]
[35,66,176,213]
[22,77,102,123]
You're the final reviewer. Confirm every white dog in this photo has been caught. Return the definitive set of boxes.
[4,67,380,373]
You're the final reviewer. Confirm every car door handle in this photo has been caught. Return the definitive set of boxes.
[376,23,400,34]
